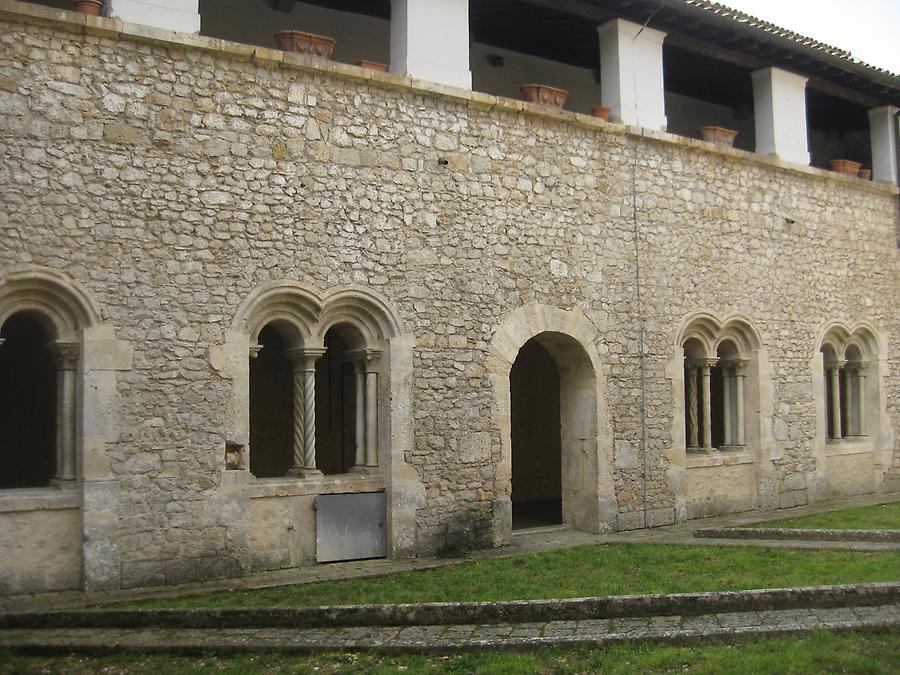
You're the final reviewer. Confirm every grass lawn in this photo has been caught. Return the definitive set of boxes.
[742,501,900,530]
[1,630,898,674]
[123,543,900,609]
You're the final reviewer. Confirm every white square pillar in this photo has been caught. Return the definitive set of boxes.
[751,67,810,165]
[868,106,899,185]
[106,0,200,34]
[390,0,471,90]
[597,19,667,131]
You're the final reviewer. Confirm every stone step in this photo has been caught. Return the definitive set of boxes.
[2,583,899,631]
[1,604,898,654]
[695,527,900,543]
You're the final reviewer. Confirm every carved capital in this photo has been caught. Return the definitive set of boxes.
[50,341,80,370]
[688,357,718,371]
[348,348,383,372]
[249,344,263,359]
[825,359,847,371]
[285,346,327,371]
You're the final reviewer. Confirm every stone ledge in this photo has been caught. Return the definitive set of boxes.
[1,582,897,629]
[0,487,79,513]
[825,439,875,457]
[685,450,754,469]
[247,474,385,499]
[0,0,896,196]
[1,606,899,654]
[695,527,900,543]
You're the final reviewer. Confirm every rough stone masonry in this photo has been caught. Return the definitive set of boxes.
[0,3,897,595]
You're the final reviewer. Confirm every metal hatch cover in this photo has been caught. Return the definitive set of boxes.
[315,491,387,563]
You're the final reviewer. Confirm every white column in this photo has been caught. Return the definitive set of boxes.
[868,106,899,185]
[845,368,857,435]
[286,348,325,477]
[390,0,471,89]
[700,359,716,450]
[827,361,844,439]
[856,366,867,436]
[52,342,79,484]
[353,360,366,468]
[734,360,748,447]
[597,19,667,130]
[722,365,733,446]
[751,67,810,166]
[365,365,379,467]
[106,0,201,34]
[686,363,699,448]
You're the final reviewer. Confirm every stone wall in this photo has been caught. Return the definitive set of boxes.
[0,2,897,593]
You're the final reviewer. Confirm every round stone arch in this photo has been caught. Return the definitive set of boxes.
[0,265,131,593]
[668,310,778,520]
[0,265,102,343]
[810,320,892,498]
[488,303,616,543]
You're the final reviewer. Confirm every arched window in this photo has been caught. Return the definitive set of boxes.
[235,282,397,480]
[0,266,102,491]
[680,315,759,452]
[820,326,877,441]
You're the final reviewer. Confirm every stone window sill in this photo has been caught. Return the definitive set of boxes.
[825,437,872,456]
[685,448,754,468]
[246,472,385,498]
[0,486,80,513]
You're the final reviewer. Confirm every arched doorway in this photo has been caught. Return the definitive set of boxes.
[503,328,605,533]
[510,338,562,528]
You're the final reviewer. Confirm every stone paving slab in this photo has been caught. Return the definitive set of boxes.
[1,604,897,655]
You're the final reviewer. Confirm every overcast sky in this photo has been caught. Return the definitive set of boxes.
[718,0,900,74]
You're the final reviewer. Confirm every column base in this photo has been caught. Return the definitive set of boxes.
[350,465,382,476]
[49,478,78,489]
[286,466,323,479]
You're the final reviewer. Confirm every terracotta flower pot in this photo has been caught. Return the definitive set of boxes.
[273,30,336,59]
[698,125,738,147]
[521,84,569,109]
[858,168,871,180]
[74,0,103,15]
[829,159,862,176]
[357,60,388,72]
[590,106,610,121]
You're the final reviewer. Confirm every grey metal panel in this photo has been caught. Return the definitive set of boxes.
[315,491,387,563]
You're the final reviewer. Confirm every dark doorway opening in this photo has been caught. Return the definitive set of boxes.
[0,313,57,488]
[315,325,357,475]
[249,324,293,477]
[510,338,562,529]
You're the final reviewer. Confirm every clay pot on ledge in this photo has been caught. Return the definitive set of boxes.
[858,167,872,180]
[273,30,336,59]
[74,0,103,15]
[590,105,610,121]
[357,60,388,72]
[829,159,862,176]
[521,84,569,109]
[698,125,738,147]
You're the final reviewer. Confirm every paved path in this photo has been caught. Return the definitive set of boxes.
[2,604,898,654]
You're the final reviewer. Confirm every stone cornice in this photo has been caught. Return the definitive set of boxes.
[0,0,897,197]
